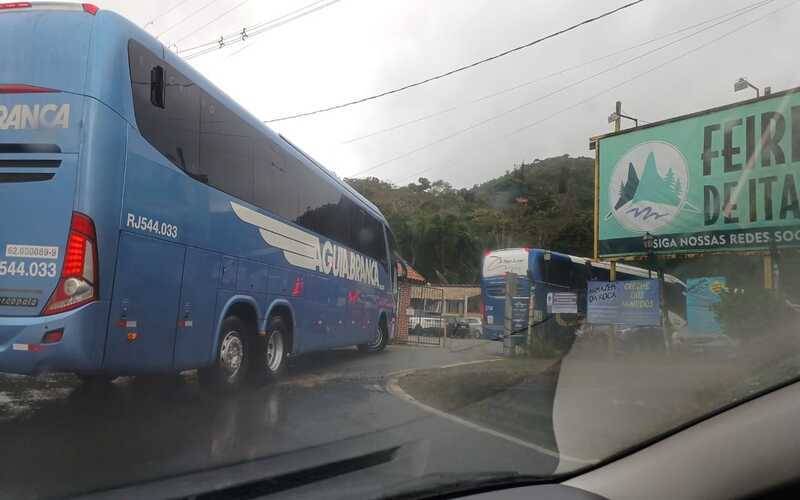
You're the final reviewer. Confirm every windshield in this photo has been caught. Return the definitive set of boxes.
[3,1,800,499]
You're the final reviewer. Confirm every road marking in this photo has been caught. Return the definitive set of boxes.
[385,360,597,467]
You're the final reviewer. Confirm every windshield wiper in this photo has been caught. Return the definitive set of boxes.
[196,446,402,499]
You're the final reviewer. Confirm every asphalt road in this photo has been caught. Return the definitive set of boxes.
[0,340,559,499]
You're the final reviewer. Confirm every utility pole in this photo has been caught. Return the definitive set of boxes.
[609,101,639,130]
[504,272,518,356]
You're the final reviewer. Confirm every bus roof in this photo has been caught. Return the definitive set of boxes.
[487,248,685,286]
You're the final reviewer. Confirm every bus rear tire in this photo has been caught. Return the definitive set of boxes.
[358,319,388,353]
[199,315,250,391]
[256,316,289,383]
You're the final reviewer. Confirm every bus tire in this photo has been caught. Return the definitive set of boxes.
[257,315,289,382]
[199,315,250,391]
[358,318,388,353]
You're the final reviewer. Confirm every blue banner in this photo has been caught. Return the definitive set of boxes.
[587,281,618,324]
[686,277,726,335]
[618,279,661,326]
[587,279,662,326]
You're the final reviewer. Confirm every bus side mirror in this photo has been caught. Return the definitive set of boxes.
[395,254,408,280]
[150,66,166,109]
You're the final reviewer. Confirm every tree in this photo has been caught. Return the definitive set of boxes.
[347,154,595,283]
[673,178,683,198]
[664,167,676,194]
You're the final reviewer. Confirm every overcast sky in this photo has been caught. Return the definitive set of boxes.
[71,0,798,187]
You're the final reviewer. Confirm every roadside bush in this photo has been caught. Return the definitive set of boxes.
[712,288,787,342]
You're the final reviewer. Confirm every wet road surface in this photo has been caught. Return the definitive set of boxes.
[0,341,559,499]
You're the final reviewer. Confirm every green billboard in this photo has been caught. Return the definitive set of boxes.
[597,88,800,258]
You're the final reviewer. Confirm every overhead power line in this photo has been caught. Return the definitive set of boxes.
[177,0,341,59]
[178,0,330,53]
[353,0,776,178]
[262,0,649,123]
[227,0,342,58]
[394,0,796,185]
[155,0,219,39]
[350,0,778,180]
[174,0,253,45]
[143,0,195,30]
[341,0,774,145]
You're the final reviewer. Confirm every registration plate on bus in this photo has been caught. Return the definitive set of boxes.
[0,296,38,307]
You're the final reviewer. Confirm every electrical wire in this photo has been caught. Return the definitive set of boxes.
[173,0,253,45]
[348,0,777,180]
[340,0,773,145]
[262,0,649,122]
[394,0,796,185]
[227,0,342,58]
[143,0,195,30]
[176,0,338,58]
[155,0,219,39]
[178,0,330,52]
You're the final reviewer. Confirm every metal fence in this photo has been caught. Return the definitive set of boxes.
[396,285,445,346]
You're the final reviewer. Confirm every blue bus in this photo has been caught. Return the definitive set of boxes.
[480,248,685,341]
[0,3,398,389]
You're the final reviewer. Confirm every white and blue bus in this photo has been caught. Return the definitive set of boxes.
[0,3,398,389]
[481,248,686,341]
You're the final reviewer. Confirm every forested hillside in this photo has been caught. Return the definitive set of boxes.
[346,154,594,284]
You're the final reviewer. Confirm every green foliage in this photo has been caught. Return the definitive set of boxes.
[346,155,595,284]
[712,288,786,341]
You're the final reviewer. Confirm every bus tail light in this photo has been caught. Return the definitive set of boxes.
[0,3,32,10]
[81,3,99,15]
[43,212,99,315]
[41,329,64,344]
[0,2,98,14]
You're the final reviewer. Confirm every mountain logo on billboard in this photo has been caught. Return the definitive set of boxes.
[608,141,693,232]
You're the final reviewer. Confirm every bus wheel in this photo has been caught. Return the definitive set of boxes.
[358,319,388,353]
[259,316,289,382]
[200,316,250,391]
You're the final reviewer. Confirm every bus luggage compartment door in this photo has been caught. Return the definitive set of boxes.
[104,232,185,373]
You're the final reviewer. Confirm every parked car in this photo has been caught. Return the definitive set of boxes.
[409,316,445,337]
[446,317,483,338]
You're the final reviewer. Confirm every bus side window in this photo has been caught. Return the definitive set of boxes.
[129,40,199,174]
[198,95,253,203]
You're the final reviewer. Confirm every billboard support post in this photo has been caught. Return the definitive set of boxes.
[764,255,774,290]
[593,140,600,260]
[608,262,617,357]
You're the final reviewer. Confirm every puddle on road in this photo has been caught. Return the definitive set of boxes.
[0,374,79,421]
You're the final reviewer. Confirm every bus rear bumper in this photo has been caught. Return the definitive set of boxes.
[0,302,107,376]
